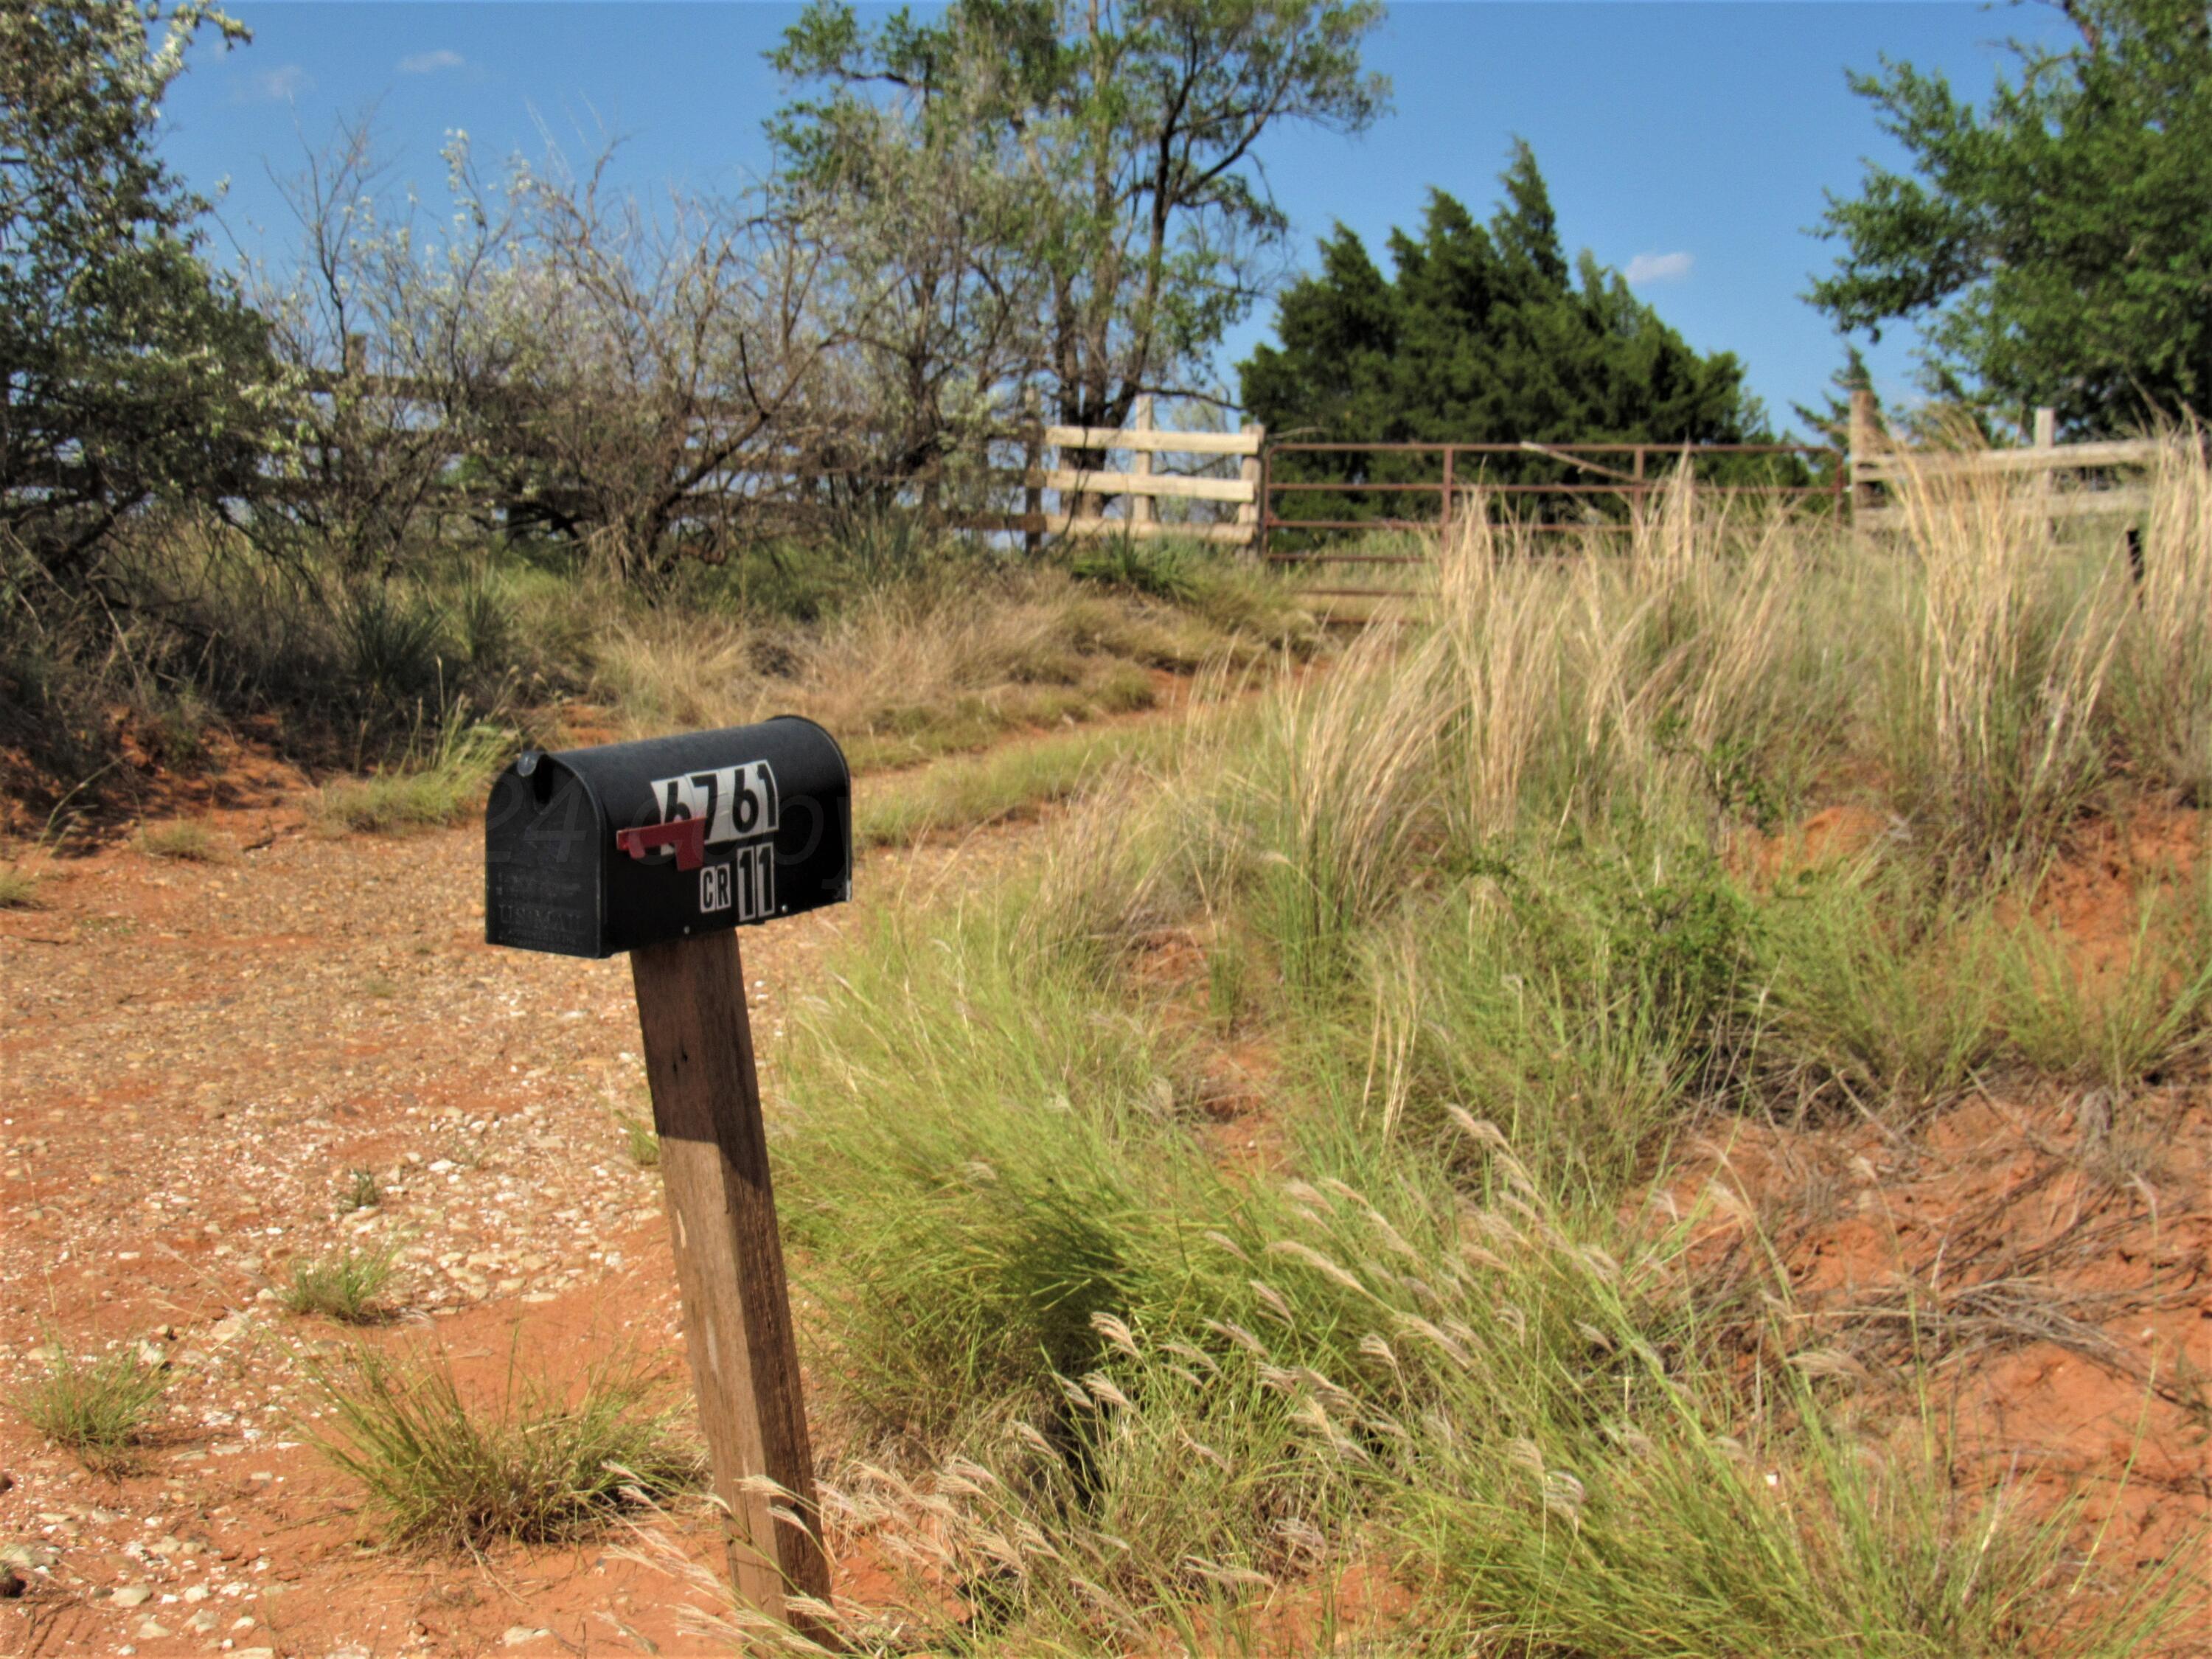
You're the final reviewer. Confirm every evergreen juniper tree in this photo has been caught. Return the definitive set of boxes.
[1238,142,1778,529]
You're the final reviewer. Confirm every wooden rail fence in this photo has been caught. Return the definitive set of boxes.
[286,364,2173,565]
[293,367,1266,549]
[1847,390,2162,529]
[982,396,1264,546]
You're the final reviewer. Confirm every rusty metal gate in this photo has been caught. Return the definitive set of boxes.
[1258,439,1843,599]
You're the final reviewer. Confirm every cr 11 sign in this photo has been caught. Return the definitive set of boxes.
[483,718,851,1636]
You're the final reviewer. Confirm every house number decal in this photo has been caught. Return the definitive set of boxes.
[651,760,781,848]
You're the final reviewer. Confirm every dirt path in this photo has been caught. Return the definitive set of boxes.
[1,766,1049,1658]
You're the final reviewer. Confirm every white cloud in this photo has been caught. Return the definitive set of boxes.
[399,48,465,74]
[1624,250,1694,285]
[235,63,312,103]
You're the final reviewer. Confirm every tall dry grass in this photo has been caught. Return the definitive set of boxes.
[1882,452,2129,870]
[2117,431,2212,801]
[586,564,1307,768]
[751,442,2211,1654]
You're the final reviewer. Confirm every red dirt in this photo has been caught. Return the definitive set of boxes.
[6,775,2208,1655]
[1739,802,1894,880]
[1678,806,2212,1643]
[1686,1088,2209,1602]
[2024,806,2205,981]
[0,776,1031,1658]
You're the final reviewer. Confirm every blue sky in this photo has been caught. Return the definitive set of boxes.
[156,1,2074,439]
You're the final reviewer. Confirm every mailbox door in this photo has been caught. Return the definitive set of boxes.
[485,759,606,956]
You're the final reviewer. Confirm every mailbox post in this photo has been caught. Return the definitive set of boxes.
[484,717,851,1633]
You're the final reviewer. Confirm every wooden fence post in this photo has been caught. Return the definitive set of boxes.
[1848,389,1879,526]
[1131,397,1155,532]
[630,931,832,1638]
[2032,406,2056,529]
[1020,386,1044,557]
[1239,425,1264,558]
[1440,447,1455,543]
[1022,431,1044,558]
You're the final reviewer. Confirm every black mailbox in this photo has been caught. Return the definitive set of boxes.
[484,717,850,959]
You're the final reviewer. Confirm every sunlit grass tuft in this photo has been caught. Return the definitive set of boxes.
[619,1112,661,1168]
[9,1337,168,1468]
[137,820,218,860]
[282,1239,403,1324]
[316,721,512,835]
[309,1342,701,1552]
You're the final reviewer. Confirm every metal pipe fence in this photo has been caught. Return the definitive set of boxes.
[1258,440,1844,590]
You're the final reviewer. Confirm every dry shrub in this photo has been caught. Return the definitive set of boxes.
[137,820,219,861]
[585,568,1248,763]
[589,614,762,733]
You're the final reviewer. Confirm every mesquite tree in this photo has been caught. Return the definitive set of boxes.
[1,0,284,580]
[1809,0,2212,434]
[769,0,1389,484]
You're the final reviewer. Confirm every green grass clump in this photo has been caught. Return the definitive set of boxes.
[309,1343,700,1551]
[0,864,38,908]
[137,820,218,860]
[282,1240,402,1324]
[855,719,1189,847]
[1753,864,2004,1114]
[1997,866,2212,1088]
[779,900,1202,1444]
[1298,835,1764,1194]
[9,1339,168,1467]
[338,1169,383,1213]
[316,721,510,835]
[618,1113,661,1168]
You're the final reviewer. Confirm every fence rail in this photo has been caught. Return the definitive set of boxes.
[1257,440,1841,569]
[284,364,2171,583]
[293,372,1264,549]
[1847,394,2166,532]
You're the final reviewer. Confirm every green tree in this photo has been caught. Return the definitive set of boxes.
[0,0,283,579]
[1239,143,1775,528]
[769,0,1389,470]
[1808,0,2212,436]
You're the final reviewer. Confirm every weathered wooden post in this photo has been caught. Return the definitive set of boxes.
[2032,405,2057,531]
[1019,386,1046,558]
[1240,425,1266,560]
[482,719,852,1637]
[1848,388,1879,524]
[1130,395,1155,534]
